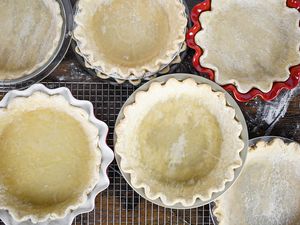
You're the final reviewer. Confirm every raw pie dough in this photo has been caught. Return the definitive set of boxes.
[0,93,100,222]
[196,0,300,93]
[115,78,244,206]
[73,0,187,79]
[214,139,300,225]
[0,0,63,80]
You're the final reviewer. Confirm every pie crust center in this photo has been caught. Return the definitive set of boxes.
[138,97,222,183]
[0,109,93,206]
[90,0,170,66]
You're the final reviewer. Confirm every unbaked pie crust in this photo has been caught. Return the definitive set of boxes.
[73,0,187,79]
[196,0,300,93]
[115,78,244,206]
[0,0,63,80]
[0,93,101,222]
[214,138,300,225]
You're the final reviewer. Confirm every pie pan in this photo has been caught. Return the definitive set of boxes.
[114,73,249,209]
[186,0,300,102]
[0,84,114,225]
[72,41,188,86]
[209,135,297,225]
[0,0,73,91]
[72,0,188,83]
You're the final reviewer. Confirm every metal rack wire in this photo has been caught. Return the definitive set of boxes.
[0,82,213,225]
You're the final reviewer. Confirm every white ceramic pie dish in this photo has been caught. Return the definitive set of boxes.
[209,135,297,225]
[114,73,249,209]
[0,84,114,225]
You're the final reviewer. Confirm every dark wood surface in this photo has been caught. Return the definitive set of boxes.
[47,0,300,144]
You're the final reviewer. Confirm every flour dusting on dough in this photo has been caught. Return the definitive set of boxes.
[169,134,186,168]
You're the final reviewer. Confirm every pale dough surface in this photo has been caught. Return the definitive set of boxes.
[196,0,300,93]
[138,96,222,183]
[214,139,300,225]
[74,0,187,78]
[0,93,100,222]
[0,0,63,80]
[115,78,244,206]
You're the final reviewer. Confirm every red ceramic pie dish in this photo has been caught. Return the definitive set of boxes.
[186,0,300,102]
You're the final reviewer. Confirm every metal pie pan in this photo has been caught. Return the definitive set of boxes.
[72,0,189,83]
[0,0,73,90]
[114,73,249,209]
[209,135,297,225]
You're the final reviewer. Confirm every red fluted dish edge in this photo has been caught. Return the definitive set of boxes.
[186,0,300,102]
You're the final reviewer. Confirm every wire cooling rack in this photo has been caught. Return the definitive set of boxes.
[0,82,213,225]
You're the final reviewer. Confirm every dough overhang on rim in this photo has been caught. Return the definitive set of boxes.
[115,78,244,206]
[0,0,63,80]
[0,93,101,223]
[214,138,300,225]
[73,0,187,79]
[196,0,300,93]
